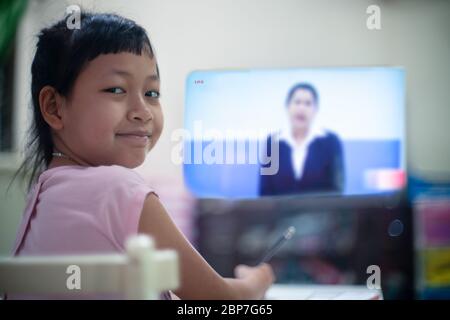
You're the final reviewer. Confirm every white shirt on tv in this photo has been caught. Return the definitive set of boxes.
[277,125,327,180]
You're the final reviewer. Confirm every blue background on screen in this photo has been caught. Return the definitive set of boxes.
[183,139,401,198]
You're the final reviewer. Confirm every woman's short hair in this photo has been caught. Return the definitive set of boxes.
[285,82,319,107]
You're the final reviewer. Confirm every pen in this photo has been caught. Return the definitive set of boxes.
[259,226,296,264]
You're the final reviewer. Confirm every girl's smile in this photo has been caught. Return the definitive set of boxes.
[116,129,153,148]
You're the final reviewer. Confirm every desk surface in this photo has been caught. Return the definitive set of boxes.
[266,284,383,300]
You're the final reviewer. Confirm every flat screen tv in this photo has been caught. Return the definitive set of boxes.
[180,67,406,199]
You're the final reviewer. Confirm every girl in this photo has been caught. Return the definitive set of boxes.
[11,12,274,299]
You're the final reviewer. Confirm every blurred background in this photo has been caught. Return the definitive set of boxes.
[0,0,449,299]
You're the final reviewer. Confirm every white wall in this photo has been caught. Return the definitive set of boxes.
[1,0,449,253]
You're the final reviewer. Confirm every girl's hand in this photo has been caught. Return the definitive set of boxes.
[233,263,275,299]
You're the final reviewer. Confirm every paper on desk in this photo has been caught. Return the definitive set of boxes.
[265,284,382,300]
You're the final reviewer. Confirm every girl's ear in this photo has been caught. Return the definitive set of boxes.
[39,86,65,130]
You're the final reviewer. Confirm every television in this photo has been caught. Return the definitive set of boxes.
[180,67,406,199]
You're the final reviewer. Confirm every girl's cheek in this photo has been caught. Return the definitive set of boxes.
[157,108,164,127]
[81,113,113,139]
[154,110,164,137]
[92,102,123,124]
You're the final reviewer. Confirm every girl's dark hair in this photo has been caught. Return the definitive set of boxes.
[285,83,319,107]
[12,12,157,191]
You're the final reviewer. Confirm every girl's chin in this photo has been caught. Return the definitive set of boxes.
[118,155,147,168]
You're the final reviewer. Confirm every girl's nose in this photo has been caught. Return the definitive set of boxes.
[129,96,154,122]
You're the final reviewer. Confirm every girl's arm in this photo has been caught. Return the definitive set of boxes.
[138,193,275,300]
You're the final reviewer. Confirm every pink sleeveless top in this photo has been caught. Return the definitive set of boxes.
[10,165,171,299]
[13,165,156,256]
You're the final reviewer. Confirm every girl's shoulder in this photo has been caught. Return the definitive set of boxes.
[89,165,145,182]
[37,164,156,210]
[40,164,148,189]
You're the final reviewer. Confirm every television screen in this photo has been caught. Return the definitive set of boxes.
[179,67,406,198]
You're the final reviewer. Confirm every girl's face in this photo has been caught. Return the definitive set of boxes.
[57,52,163,168]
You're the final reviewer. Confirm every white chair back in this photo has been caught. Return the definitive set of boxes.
[0,234,179,299]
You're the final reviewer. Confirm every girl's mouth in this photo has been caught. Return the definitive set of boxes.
[116,133,151,147]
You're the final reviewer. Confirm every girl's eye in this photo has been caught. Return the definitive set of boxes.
[145,90,160,98]
[104,87,125,94]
